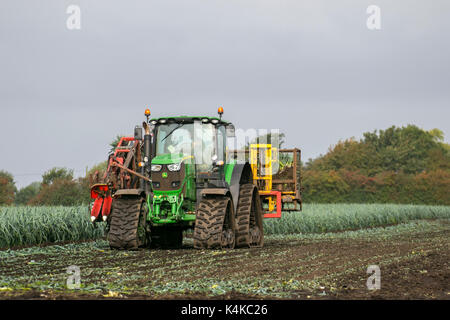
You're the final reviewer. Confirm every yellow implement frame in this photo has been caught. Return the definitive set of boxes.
[249,144,302,214]
[250,144,277,212]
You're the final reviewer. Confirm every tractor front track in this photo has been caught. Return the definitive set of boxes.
[107,197,147,250]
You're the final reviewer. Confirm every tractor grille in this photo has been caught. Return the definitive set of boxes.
[151,164,185,191]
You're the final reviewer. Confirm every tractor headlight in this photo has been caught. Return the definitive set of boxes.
[167,163,181,171]
[151,164,162,172]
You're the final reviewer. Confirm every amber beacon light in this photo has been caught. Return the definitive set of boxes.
[145,108,151,122]
[218,106,224,119]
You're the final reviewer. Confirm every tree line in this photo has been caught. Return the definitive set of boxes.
[1,125,449,206]
[302,125,450,205]
[0,164,107,206]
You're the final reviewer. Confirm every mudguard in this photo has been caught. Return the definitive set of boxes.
[228,162,253,212]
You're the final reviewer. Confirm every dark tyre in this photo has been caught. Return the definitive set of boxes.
[193,197,236,249]
[235,184,264,248]
[107,197,149,250]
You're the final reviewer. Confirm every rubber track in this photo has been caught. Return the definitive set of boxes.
[193,198,230,249]
[235,184,264,248]
[107,198,142,250]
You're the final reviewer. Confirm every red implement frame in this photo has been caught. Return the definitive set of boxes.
[90,137,138,222]
[260,191,282,218]
[90,184,112,220]
[105,137,137,174]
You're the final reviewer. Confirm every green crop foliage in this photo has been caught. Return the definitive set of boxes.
[263,203,450,235]
[0,206,105,248]
[1,204,449,248]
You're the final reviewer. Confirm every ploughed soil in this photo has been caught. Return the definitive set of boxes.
[0,220,448,300]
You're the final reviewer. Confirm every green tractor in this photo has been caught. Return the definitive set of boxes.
[89,107,264,250]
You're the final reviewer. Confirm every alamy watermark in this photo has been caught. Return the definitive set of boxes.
[366,265,381,290]
[367,5,381,30]
[154,124,282,171]
[66,265,81,289]
[66,5,81,30]
[64,5,381,31]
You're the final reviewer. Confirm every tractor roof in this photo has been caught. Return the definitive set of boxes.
[149,116,231,126]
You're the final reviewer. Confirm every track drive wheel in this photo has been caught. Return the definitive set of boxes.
[107,197,149,250]
[193,196,236,249]
[235,184,264,248]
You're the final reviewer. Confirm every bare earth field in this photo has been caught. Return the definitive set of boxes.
[0,219,448,300]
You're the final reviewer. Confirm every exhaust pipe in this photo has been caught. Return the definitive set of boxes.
[143,121,152,160]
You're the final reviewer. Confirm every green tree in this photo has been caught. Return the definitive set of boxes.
[307,125,449,176]
[302,125,450,205]
[15,182,41,205]
[428,128,444,142]
[42,167,74,185]
[31,167,89,206]
[30,179,86,206]
[0,171,16,205]
[362,125,440,174]
[428,128,450,153]
[305,138,378,176]
[302,170,350,203]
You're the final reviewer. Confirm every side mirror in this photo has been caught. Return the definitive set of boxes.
[134,126,143,140]
[226,124,235,137]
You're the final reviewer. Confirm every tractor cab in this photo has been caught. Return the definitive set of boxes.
[149,116,235,185]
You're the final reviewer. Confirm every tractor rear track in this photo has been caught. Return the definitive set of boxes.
[193,197,235,249]
[235,184,264,248]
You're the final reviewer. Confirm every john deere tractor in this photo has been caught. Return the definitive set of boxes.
[90,107,264,250]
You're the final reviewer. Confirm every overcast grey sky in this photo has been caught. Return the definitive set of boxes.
[1,0,449,188]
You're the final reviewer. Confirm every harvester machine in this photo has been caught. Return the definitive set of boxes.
[89,107,301,250]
